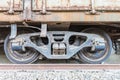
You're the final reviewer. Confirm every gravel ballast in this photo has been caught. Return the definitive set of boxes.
[0,69,120,80]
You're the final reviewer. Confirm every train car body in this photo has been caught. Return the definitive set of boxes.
[0,0,120,64]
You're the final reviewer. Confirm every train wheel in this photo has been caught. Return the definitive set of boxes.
[4,29,39,64]
[78,28,112,64]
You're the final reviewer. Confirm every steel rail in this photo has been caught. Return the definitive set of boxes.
[0,64,119,70]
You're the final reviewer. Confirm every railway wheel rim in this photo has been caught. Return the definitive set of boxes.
[78,28,112,64]
[4,29,39,64]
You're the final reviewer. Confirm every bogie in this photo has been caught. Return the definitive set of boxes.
[3,24,113,64]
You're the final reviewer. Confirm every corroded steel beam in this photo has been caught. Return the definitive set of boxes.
[0,12,120,23]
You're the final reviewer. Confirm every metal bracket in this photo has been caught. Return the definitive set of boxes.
[40,0,47,14]
[90,0,97,14]
[40,24,47,37]
[5,0,19,15]
[23,0,32,21]
[39,0,51,15]
[8,0,14,14]
[86,0,100,15]
[9,24,17,39]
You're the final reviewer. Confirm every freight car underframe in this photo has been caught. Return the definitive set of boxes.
[1,11,120,64]
[2,21,113,64]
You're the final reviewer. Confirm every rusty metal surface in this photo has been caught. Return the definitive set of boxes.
[33,12,120,22]
[0,0,120,22]
[0,0,23,11]
[32,0,91,11]
[0,0,120,11]
[96,0,120,10]
[0,12,120,22]
[32,0,120,11]
[23,0,32,20]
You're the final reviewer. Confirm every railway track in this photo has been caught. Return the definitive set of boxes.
[0,64,120,70]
